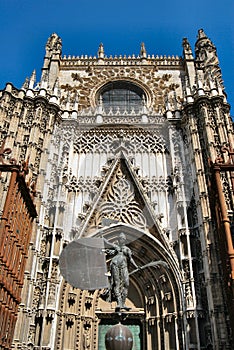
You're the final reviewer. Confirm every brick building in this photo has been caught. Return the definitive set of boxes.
[0,148,37,349]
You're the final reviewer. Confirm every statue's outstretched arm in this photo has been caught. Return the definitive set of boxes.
[130,256,139,270]
[128,249,139,269]
[102,237,117,250]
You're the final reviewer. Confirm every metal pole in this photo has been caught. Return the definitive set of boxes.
[214,164,234,280]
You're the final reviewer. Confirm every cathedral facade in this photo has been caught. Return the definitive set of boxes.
[0,29,233,349]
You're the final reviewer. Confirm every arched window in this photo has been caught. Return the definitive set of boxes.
[98,81,146,113]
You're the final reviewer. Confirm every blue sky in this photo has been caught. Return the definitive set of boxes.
[0,0,233,113]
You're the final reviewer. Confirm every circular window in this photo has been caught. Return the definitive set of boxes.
[98,81,146,113]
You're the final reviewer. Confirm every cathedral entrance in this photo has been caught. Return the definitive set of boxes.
[92,225,185,350]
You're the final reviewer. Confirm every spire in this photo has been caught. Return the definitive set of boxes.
[195,28,223,90]
[23,70,36,97]
[38,70,48,96]
[140,42,147,58]
[21,77,29,90]
[195,29,217,61]
[53,78,60,97]
[41,70,48,88]
[182,38,193,60]
[49,78,60,104]
[182,36,196,89]
[197,28,207,40]
[98,43,104,58]
[29,70,36,89]
[45,33,62,56]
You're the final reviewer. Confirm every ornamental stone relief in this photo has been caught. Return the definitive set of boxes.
[62,174,174,196]
[141,175,174,194]
[221,172,233,212]
[91,166,147,230]
[60,68,180,113]
[63,175,101,194]
[72,130,169,154]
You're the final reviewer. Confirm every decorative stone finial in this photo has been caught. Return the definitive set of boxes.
[21,77,29,90]
[98,43,104,58]
[195,29,217,61]
[29,70,36,89]
[195,29,223,91]
[182,38,193,60]
[39,71,49,94]
[46,33,62,55]
[49,78,60,104]
[140,42,147,58]
[197,28,207,40]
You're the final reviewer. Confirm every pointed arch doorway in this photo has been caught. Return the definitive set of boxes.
[92,224,186,350]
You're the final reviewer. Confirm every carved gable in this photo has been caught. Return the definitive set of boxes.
[76,154,169,248]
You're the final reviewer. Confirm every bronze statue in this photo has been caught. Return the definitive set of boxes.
[103,232,139,311]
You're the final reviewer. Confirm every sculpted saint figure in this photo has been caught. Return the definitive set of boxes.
[103,232,139,311]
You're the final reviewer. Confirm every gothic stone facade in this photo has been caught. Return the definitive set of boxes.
[0,29,233,349]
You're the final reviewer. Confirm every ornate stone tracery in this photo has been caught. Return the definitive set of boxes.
[96,167,147,229]
[72,129,169,154]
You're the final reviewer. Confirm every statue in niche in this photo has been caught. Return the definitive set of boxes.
[83,328,91,349]
[102,232,139,311]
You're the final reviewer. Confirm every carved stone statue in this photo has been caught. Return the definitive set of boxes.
[103,232,139,311]
[83,328,91,349]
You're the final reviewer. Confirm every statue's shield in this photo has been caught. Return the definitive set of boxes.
[59,237,108,290]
